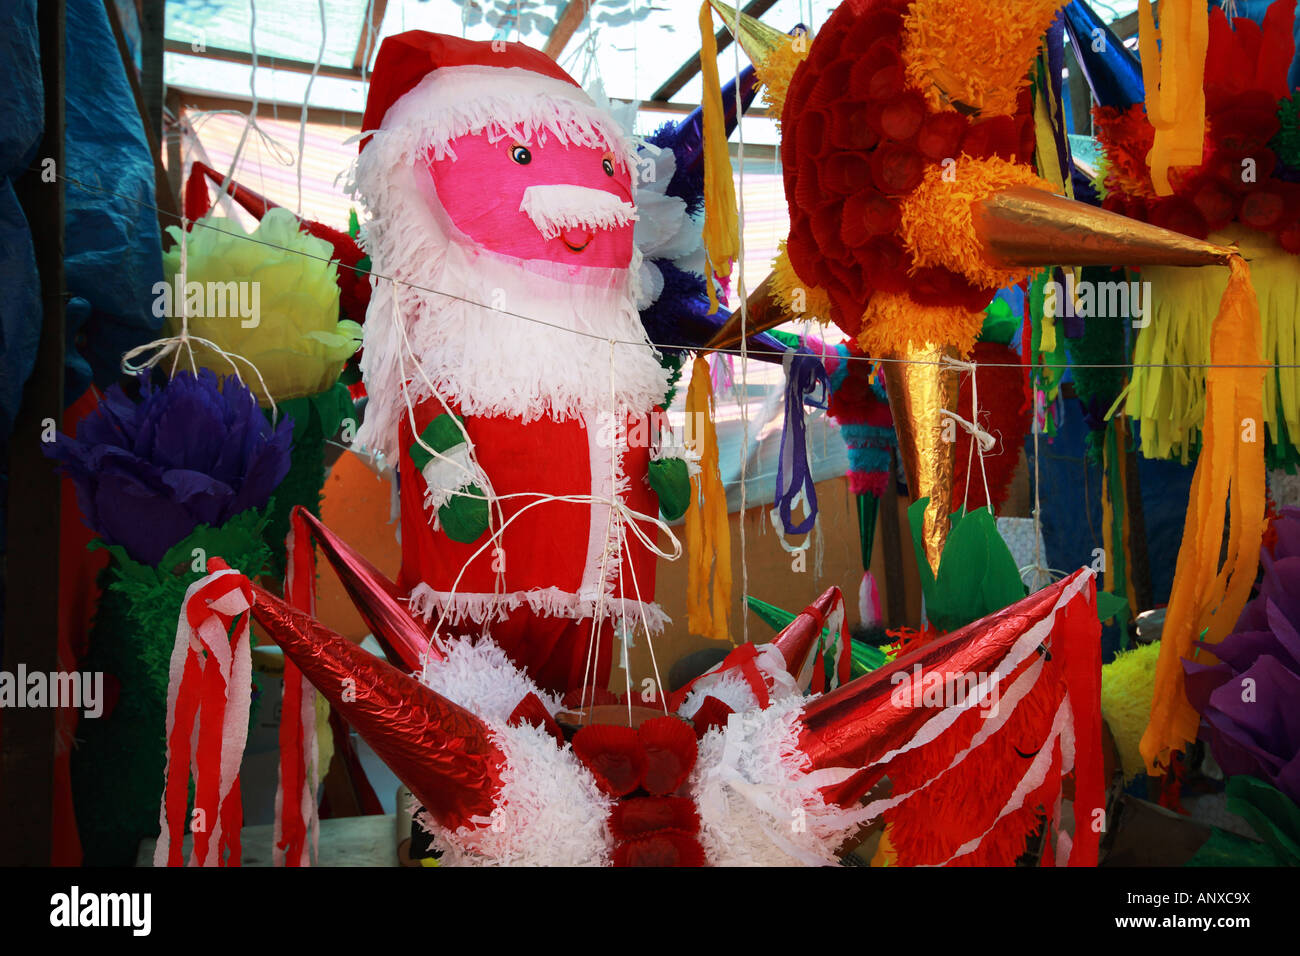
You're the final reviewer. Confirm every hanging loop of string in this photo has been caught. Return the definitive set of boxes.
[940,354,995,516]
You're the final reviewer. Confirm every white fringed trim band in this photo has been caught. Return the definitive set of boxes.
[407,582,669,633]
[371,66,636,170]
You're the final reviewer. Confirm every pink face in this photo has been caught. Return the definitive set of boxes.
[421,133,635,268]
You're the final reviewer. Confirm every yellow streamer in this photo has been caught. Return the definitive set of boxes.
[685,354,733,643]
[1138,0,1208,196]
[1140,254,1267,774]
[698,1,740,314]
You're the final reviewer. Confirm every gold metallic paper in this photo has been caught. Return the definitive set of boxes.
[702,274,787,351]
[882,343,960,576]
[706,0,790,66]
[972,186,1237,269]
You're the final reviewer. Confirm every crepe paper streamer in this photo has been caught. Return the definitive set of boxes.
[155,565,255,867]
[1138,0,1208,197]
[685,354,732,643]
[774,350,829,536]
[275,511,323,867]
[1031,22,1075,202]
[1123,227,1300,468]
[698,1,740,314]
[1101,419,1135,641]
[1140,254,1266,775]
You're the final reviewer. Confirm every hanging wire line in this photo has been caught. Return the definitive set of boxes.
[295,0,328,217]
[732,0,751,645]
[51,168,1297,372]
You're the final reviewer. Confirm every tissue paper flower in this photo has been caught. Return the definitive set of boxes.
[1184,507,1300,803]
[46,369,292,566]
[161,208,362,404]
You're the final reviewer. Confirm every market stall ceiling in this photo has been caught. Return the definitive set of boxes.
[163,0,1143,138]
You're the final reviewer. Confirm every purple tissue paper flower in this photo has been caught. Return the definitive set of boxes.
[1184,507,1300,803]
[46,369,292,566]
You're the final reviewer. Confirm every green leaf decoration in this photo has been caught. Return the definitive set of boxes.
[1224,775,1300,866]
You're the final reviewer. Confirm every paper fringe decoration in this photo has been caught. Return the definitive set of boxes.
[698,1,740,313]
[899,155,1054,295]
[1137,0,1208,197]
[155,565,254,867]
[1141,254,1267,774]
[685,354,732,642]
[902,0,1065,118]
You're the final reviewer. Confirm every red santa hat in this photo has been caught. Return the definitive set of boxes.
[359,31,628,161]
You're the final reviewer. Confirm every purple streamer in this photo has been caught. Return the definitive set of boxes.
[775,349,829,536]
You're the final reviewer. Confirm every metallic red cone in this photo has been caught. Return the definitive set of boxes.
[250,584,503,832]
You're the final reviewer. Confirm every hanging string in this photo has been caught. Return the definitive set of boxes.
[733,0,751,646]
[295,0,328,217]
[939,354,995,515]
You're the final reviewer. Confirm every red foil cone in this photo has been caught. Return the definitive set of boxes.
[290,507,434,672]
[249,585,503,832]
[795,570,1093,807]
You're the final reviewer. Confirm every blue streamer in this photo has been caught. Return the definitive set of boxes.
[774,349,829,536]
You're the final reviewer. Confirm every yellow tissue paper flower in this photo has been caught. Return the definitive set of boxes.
[160,208,361,405]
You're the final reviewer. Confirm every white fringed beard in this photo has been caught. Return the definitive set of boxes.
[349,154,669,465]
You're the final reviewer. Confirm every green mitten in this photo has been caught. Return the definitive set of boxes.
[408,413,489,543]
[438,485,490,543]
[648,456,691,521]
[408,413,466,472]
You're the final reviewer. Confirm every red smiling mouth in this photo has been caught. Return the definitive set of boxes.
[560,227,595,252]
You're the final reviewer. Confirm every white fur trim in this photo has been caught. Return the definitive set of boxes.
[419,443,481,512]
[417,635,560,724]
[375,66,635,168]
[430,721,614,866]
[407,582,669,633]
[692,696,877,866]
[519,185,636,240]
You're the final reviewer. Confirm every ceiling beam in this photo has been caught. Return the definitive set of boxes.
[648,0,778,103]
[353,0,389,70]
[543,0,588,61]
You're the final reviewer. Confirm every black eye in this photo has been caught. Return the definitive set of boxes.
[602,157,615,177]
[510,144,532,165]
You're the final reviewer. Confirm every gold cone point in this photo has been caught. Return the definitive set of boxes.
[706,0,789,67]
[882,343,960,576]
[703,274,785,351]
[972,186,1238,269]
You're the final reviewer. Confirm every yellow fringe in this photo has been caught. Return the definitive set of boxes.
[1140,254,1267,774]
[858,293,982,359]
[757,32,809,128]
[1138,0,1208,197]
[685,354,733,644]
[902,0,1064,118]
[898,155,1052,292]
[1124,227,1299,462]
[699,1,740,314]
[770,241,832,322]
